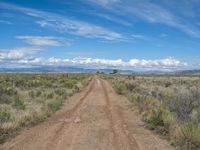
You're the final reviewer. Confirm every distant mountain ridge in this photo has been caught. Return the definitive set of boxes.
[175,69,200,75]
[0,67,93,73]
[0,66,137,74]
[0,67,117,73]
[0,67,200,75]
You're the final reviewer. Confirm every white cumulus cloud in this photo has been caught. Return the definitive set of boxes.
[6,57,186,70]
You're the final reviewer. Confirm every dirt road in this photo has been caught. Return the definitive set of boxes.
[0,76,173,150]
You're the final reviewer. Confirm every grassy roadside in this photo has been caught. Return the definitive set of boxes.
[0,73,91,144]
[103,74,200,150]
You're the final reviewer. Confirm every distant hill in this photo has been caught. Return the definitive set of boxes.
[0,67,200,75]
[0,66,138,74]
[175,69,200,75]
[0,67,125,74]
[0,66,93,73]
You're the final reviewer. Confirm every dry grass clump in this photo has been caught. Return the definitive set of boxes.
[0,73,90,143]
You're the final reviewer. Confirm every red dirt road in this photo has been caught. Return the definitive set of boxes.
[0,76,173,150]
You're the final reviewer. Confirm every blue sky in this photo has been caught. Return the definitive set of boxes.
[0,0,200,70]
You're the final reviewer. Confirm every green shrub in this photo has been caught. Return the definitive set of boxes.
[0,94,12,104]
[177,123,200,150]
[35,90,42,97]
[12,96,25,110]
[0,87,18,104]
[55,89,65,96]
[64,79,77,89]
[47,100,63,114]
[46,92,54,99]
[128,93,145,103]
[125,82,137,91]
[0,107,11,124]
[28,90,35,98]
[74,85,80,92]
[162,110,177,134]
[114,83,126,95]
[143,105,165,129]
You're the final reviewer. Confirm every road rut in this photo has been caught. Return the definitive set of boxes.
[0,76,173,150]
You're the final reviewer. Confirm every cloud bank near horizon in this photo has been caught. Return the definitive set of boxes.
[0,47,187,70]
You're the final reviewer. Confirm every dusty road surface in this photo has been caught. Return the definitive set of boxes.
[0,76,173,150]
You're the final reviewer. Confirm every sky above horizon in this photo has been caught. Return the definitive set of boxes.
[0,0,200,71]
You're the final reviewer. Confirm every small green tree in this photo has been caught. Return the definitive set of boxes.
[112,69,118,74]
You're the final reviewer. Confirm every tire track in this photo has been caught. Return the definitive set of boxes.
[115,105,140,150]
[65,79,101,150]
[99,79,120,150]
[100,79,140,150]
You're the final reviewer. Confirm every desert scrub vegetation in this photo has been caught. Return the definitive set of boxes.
[0,73,90,143]
[107,74,200,149]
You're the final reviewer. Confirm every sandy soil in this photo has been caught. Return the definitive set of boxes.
[0,76,173,150]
